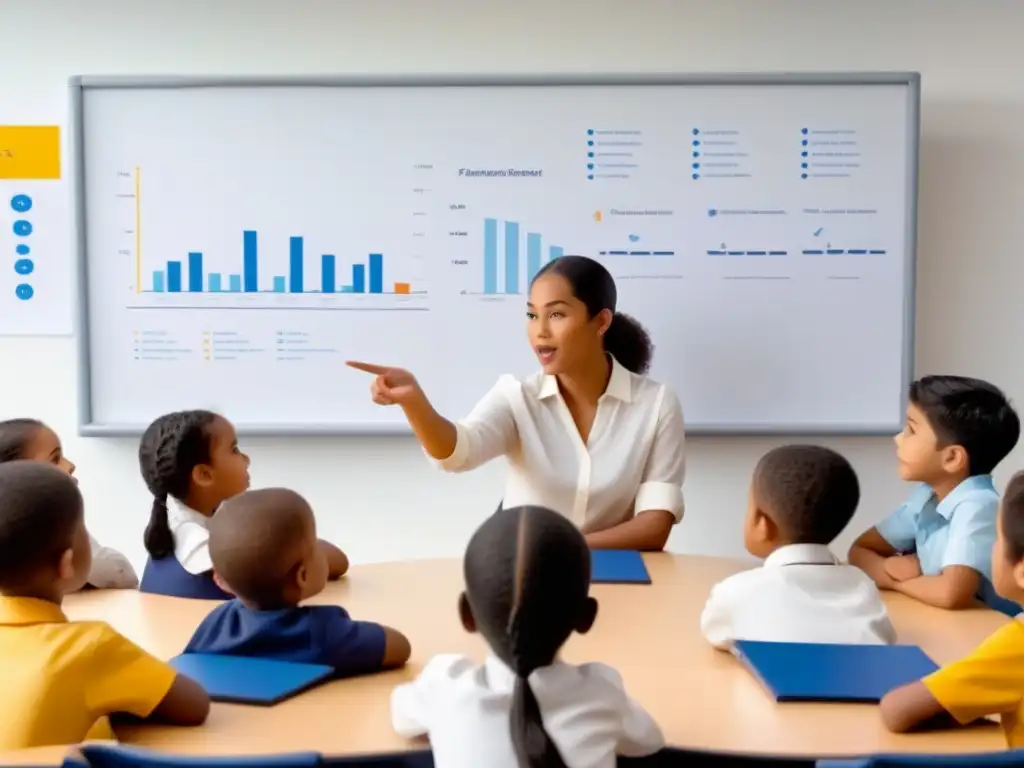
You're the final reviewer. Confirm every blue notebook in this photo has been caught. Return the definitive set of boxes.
[732,640,939,703]
[590,549,651,584]
[170,653,334,706]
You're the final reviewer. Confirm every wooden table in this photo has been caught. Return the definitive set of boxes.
[0,554,1009,764]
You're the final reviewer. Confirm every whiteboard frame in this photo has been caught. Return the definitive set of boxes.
[69,72,921,438]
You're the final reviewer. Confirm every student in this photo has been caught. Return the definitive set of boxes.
[0,461,208,749]
[701,445,896,649]
[184,487,411,675]
[0,418,137,590]
[390,505,664,768]
[138,410,348,599]
[849,376,1021,612]
[880,470,1024,746]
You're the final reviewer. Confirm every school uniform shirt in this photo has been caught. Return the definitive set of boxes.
[700,543,897,648]
[87,535,138,589]
[876,475,1004,605]
[0,596,177,750]
[433,355,686,533]
[922,619,1024,747]
[391,654,664,768]
[184,599,388,677]
[168,497,214,575]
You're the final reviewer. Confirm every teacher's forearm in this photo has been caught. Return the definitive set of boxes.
[401,396,458,460]
[585,510,675,552]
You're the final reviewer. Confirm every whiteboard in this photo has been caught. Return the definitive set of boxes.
[71,74,920,436]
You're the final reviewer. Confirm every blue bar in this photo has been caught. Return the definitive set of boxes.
[707,250,726,255]
[610,250,628,255]
[526,233,542,285]
[504,221,520,295]
[167,261,182,293]
[869,250,886,254]
[826,249,843,255]
[747,251,767,256]
[321,255,336,294]
[273,276,286,293]
[803,250,824,255]
[229,274,242,292]
[630,251,652,255]
[368,253,383,293]
[188,252,203,292]
[208,273,222,292]
[769,251,788,255]
[243,231,258,292]
[727,251,744,256]
[484,218,498,294]
[289,237,304,293]
[352,264,366,293]
[549,246,563,262]
[652,251,676,256]
[848,249,868,254]
[152,271,165,292]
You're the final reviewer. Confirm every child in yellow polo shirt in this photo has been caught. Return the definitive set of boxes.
[0,461,210,750]
[880,469,1024,746]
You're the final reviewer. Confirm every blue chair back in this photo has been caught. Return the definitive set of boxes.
[817,749,1024,767]
[140,556,232,600]
[63,744,321,767]
[980,578,1021,617]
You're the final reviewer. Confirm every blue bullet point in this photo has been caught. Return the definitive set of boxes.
[588,152,594,158]
[801,151,808,157]
[10,194,32,213]
[692,173,699,180]
[14,259,34,275]
[801,128,808,135]
[692,128,699,135]
[587,140,594,146]
[692,140,700,146]
[801,173,808,179]
[801,162,808,169]
[587,129,594,135]
[587,163,594,170]
[13,220,32,237]
[587,174,594,180]
[692,162,700,169]
[801,139,808,146]
[692,151,699,158]
[15,284,33,300]
[15,244,30,255]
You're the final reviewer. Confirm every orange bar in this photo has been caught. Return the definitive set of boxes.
[394,282,410,294]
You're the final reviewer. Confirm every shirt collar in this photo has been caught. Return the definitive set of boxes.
[934,474,996,520]
[538,355,633,403]
[168,496,212,528]
[764,543,838,568]
[0,596,67,626]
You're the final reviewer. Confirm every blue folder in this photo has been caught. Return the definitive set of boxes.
[732,640,939,703]
[590,549,651,584]
[170,653,334,706]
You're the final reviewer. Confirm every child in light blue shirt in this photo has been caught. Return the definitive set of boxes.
[849,375,1020,613]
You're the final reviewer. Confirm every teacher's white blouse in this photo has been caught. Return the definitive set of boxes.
[435,357,686,532]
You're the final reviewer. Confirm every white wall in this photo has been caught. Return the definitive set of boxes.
[1,0,1023,574]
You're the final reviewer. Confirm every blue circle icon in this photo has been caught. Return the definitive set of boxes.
[587,140,594,146]
[801,128,808,135]
[692,173,699,180]
[801,139,808,146]
[15,284,34,301]
[692,140,700,146]
[10,194,32,213]
[15,244,30,255]
[13,220,32,237]
[692,128,699,135]
[587,174,594,180]
[14,259,34,275]
[801,173,808,179]
[587,129,594,135]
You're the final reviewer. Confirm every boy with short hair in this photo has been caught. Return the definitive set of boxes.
[880,470,1024,746]
[701,445,896,648]
[0,461,209,750]
[185,487,411,676]
[849,375,1021,612]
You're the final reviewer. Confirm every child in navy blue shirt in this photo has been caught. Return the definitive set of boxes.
[138,410,348,599]
[185,487,411,677]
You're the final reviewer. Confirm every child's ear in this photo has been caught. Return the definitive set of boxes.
[458,592,476,633]
[191,464,215,488]
[941,445,969,476]
[575,597,598,635]
[57,548,76,583]
[211,570,235,595]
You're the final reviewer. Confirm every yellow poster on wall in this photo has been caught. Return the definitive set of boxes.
[0,125,61,180]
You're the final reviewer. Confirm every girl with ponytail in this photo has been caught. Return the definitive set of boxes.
[137,409,348,600]
[391,505,664,767]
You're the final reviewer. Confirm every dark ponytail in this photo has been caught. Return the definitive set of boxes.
[138,410,218,559]
[603,311,652,375]
[531,255,653,374]
[0,418,46,463]
[462,505,594,768]
[143,495,174,559]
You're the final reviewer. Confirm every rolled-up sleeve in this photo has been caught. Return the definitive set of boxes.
[634,388,685,521]
[941,498,998,579]
[432,376,518,473]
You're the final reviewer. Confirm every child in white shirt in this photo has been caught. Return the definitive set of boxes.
[701,444,896,649]
[0,418,137,589]
[390,504,664,768]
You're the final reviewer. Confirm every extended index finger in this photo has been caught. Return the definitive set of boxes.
[346,360,390,375]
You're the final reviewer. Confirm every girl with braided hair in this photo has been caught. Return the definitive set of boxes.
[391,505,663,768]
[0,418,137,589]
[137,410,348,598]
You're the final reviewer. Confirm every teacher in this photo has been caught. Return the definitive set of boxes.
[348,255,686,551]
